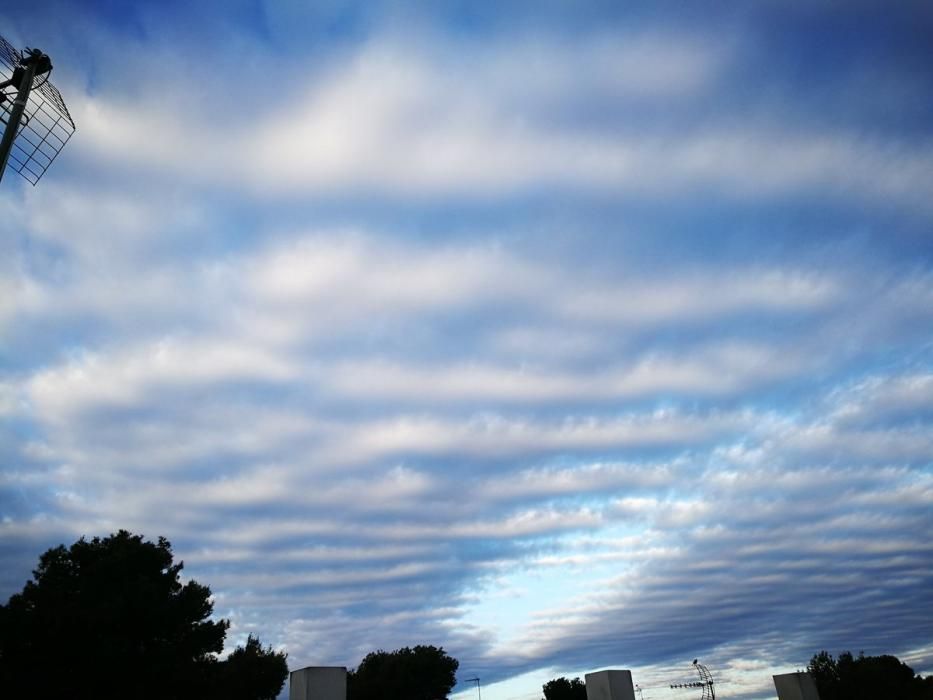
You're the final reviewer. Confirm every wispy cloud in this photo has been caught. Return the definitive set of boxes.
[58,30,933,208]
[2,3,933,699]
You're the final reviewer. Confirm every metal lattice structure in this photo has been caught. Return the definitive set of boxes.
[0,33,75,185]
[670,660,716,700]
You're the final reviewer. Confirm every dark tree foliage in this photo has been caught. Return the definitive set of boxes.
[214,635,289,700]
[542,676,588,700]
[808,650,933,700]
[809,650,840,691]
[348,644,459,700]
[0,530,287,700]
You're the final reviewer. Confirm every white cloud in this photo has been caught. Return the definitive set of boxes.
[21,183,204,256]
[3,8,933,695]
[326,409,748,465]
[0,381,19,417]
[555,269,840,324]
[477,460,677,503]
[243,232,537,316]
[319,340,811,404]
[26,335,298,423]
[830,373,933,427]
[61,35,933,210]
[777,423,933,464]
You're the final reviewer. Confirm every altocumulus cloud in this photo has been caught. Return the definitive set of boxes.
[1,2,933,700]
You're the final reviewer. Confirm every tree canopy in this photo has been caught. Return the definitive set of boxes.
[348,644,459,700]
[214,634,289,700]
[542,676,588,700]
[0,530,287,700]
[808,650,933,700]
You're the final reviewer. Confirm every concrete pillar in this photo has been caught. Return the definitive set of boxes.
[289,666,347,700]
[773,672,820,700]
[584,670,636,700]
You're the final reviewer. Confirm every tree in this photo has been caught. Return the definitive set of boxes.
[542,676,588,700]
[215,635,290,700]
[808,650,840,693]
[807,650,933,700]
[0,530,287,700]
[348,644,459,700]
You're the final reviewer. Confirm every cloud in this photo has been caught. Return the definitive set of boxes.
[242,233,537,319]
[461,390,933,681]
[56,29,933,211]
[318,344,801,404]
[26,335,298,423]
[2,4,933,699]
[829,373,933,428]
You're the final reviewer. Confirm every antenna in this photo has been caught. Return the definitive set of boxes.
[0,33,76,185]
[464,676,482,700]
[669,659,715,700]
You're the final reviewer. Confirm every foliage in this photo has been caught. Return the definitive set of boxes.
[542,676,588,700]
[348,644,459,700]
[214,634,289,700]
[0,530,286,700]
[807,650,933,700]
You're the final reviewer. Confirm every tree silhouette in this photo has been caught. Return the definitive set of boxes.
[348,644,459,700]
[215,634,289,700]
[808,650,933,700]
[542,676,588,700]
[0,530,286,700]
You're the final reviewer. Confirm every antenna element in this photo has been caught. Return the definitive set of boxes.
[0,34,75,185]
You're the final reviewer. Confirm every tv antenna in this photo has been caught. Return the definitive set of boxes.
[464,676,482,700]
[669,660,715,700]
[0,33,75,185]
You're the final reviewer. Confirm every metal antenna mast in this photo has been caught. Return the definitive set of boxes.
[669,660,715,700]
[464,676,482,700]
[0,34,75,185]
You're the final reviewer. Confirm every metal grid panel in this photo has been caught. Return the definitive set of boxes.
[0,33,76,185]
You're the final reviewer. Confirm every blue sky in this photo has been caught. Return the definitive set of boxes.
[1,2,932,699]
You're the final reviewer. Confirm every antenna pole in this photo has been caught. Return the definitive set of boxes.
[0,49,42,183]
[465,676,482,700]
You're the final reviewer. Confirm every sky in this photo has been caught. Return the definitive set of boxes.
[1,1,932,699]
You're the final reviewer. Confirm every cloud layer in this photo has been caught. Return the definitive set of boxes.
[2,3,932,699]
